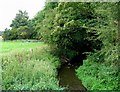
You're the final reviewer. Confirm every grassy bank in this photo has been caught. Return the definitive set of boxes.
[1,41,62,90]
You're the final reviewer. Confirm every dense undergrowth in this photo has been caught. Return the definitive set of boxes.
[76,3,119,90]
[76,52,118,90]
[1,45,63,90]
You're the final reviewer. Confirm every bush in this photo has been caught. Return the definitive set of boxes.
[2,28,18,40]
[2,26,35,40]
[76,55,118,90]
[17,26,34,39]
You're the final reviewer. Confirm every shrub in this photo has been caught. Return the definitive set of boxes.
[2,28,18,40]
[76,55,118,90]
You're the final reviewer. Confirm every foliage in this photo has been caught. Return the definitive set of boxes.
[32,2,58,40]
[10,10,29,28]
[1,44,62,90]
[76,2,119,90]
[32,3,119,90]
[2,28,17,40]
[3,10,36,40]
[76,55,118,90]
[36,2,101,61]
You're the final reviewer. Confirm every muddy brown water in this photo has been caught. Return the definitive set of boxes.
[58,63,87,91]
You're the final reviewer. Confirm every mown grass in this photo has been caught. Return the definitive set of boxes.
[0,40,44,53]
[1,40,63,90]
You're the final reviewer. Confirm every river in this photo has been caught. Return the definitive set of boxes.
[58,63,87,91]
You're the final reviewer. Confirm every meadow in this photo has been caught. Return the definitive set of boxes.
[1,39,62,90]
[0,40,44,53]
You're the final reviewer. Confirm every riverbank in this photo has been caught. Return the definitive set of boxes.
[1,40,87,90]
[1,41,62,90]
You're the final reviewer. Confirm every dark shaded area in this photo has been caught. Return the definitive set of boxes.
[70,54,87,68]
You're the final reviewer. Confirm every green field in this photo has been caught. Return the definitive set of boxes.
[0,40,44,53]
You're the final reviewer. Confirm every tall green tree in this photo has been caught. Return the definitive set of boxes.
[42,2,101,61]
[10,10,29,28]
[3,10,35,40]
[33,2,58,40]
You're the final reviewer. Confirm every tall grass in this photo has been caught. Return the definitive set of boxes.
[1,45,62,90]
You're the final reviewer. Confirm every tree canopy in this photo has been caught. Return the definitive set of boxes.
[10,10,29,28]
[3,10,36,40]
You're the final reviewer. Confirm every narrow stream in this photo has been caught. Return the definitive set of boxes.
[58,63,87,91]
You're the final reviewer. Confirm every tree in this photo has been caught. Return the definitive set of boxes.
[42,2,101,61]
[32,2,58,40]
[2,28,18,40]
[10,10,29,28]
[3,10,36,40]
